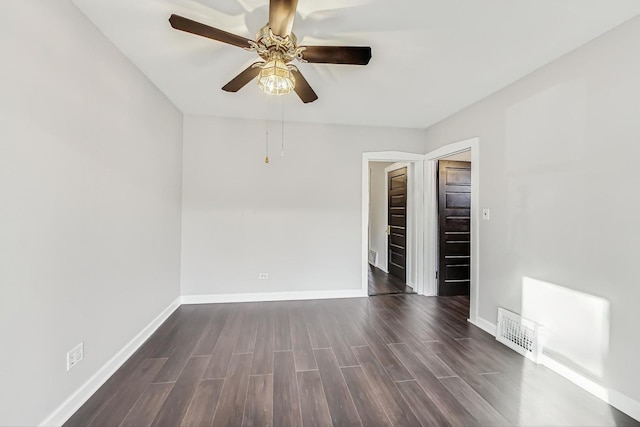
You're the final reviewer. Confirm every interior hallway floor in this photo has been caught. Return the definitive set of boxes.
[368,264,415,295]
[64,295,637,427]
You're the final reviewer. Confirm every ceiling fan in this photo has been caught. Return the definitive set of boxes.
[169,0,372,103]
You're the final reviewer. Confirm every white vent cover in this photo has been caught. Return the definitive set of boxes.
[368,250,377,265]
[496,308,544,364]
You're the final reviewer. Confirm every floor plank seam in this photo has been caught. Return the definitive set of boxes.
[239,374,251,427]
[336,351,365,427]
[209,378,225,427]
[119,381,153,427]
[293,358,305,427]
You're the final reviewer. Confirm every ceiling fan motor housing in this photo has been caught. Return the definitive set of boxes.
[249,25,307,65]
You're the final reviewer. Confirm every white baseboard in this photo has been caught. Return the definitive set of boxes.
[468,317,640,422]
[181,289,367,304]
[541,355,640,421]
[609,389,640,422]
[468,316,497,336]
[39,298,181,427]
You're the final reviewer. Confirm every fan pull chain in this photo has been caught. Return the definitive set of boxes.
[265,128,270,164]
[280,98,285,157]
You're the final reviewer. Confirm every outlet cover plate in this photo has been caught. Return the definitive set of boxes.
[67,342,84,371]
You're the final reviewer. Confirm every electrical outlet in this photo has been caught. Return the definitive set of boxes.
[258,273,268,280]
[67,342,83,371]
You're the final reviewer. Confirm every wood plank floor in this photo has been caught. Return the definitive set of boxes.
[368,264,415,296]
[65,295,638,427]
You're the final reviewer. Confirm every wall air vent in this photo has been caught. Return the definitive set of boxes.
[368,250,377,265]
[496,307,544,364]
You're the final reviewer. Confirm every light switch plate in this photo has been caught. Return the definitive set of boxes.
[482,209,490,220]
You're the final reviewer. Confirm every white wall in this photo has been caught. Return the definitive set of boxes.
[181,116,427,296]
[368,162,393,270]
[0,2,183,425]
[425,16,640,405]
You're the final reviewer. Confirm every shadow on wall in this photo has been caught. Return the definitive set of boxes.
[521,276,610,379]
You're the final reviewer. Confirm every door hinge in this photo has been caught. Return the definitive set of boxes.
[435,271,438,279]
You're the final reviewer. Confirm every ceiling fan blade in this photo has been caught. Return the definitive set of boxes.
[222,63,262,92]
[269,0,298,37]
[291,69,318,103]
[300,46,372,65]
[169,14,252,48]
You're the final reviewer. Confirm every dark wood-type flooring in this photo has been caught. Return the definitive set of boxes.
[368,264,415,296]
[65,295,638,427]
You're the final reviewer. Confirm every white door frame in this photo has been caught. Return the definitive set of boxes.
[424,138,480,324]
[362,152,426,296]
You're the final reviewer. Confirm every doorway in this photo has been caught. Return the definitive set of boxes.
[367,161,416,295]
[364,154,424,296]
[361,143,479,323]
[423,138,479,324]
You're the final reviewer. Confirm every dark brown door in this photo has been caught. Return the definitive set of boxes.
[438,160,471,296]
[387,167,407,282]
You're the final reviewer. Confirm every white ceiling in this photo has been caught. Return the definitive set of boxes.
[72,0,640,129]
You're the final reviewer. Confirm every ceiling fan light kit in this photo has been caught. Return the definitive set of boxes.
[168,0,372,103]
[257,59,295,95]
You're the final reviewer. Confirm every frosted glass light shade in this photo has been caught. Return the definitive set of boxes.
[258,59,295,95]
